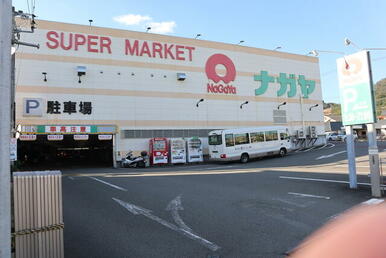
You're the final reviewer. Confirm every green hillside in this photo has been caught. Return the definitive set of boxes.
[375,78,386,116]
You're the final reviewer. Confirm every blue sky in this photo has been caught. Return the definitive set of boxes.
[13,0,386,103]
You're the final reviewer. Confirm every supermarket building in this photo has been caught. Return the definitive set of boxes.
[15,19,324,167]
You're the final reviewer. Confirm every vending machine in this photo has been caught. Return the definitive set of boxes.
[170,138,186,164]
[149,138,169,165]
[186,137,203,163]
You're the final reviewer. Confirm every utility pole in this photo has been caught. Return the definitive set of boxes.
[0,0,13,257]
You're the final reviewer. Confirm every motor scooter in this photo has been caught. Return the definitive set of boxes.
[121,151,147,168]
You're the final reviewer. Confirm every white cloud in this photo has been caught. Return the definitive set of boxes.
[147,21,176,34]
[113,13,176,34]
[113,14,151,25]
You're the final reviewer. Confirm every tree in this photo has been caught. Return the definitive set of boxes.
[374,78,386,116]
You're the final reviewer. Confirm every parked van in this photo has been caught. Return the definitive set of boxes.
[208,126,291,163]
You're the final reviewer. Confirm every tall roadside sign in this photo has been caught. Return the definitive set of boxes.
[337,51,381,197]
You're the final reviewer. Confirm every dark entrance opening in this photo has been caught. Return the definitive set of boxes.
[18,134,113,169]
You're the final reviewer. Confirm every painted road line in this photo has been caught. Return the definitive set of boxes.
[315,150,346,160]
[166,195,193,233]
[313,144,327,150]
[280,176,366,185]
[89,176,128,191]
[301,146,317,152]
[288,192,330,200]
[113,198,220,251]
[361,198,384,205]
[272,197,309,208]
[68,176,74,180]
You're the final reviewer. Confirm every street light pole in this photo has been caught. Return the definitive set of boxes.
[313,49,358,189]
[0,0,13,257]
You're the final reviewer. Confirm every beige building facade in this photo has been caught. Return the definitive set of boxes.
[15,19,324,166]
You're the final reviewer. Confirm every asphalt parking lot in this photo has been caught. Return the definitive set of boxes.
[61,141,385,258]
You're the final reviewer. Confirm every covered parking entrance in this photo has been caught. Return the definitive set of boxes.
[17,125,117,169]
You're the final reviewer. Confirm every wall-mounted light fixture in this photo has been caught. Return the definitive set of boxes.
[177,73,186,81]
[309,104,319,111]
[76,66,86,83]
[237,40,245,45]
[88,19,93,26]
[146,27,151,32]
[196,98,204,107]
[273,46,282,51]
[195,34,201,39]
[277,102,287,110]
[42,72,47,82]
[240,101,249,109]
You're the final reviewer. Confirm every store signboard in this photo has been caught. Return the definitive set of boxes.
[19,134,37,141]
[23,98,44,117]
[47,135,63,141]
[34,125,117,134]
[74,135,89,140]
[98,134,112,140]
[44,125,92,134]
[337,51,376,125]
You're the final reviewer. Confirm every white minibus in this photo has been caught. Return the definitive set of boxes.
[208,126,291,163]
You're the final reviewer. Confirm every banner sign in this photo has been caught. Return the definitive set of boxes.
[47,135,64,141]
[337,51,376,125]
[19,134,37,141]
[74,135,89,140]
[98,134,112,140]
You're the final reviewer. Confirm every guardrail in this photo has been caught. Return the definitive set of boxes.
[13,171,64,258]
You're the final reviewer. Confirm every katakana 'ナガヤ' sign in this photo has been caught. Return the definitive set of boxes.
[254,71,316,98]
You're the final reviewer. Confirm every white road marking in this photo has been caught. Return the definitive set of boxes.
[89,176,127,191]
[316,144,328,150]
[113,198,220,251]
[316,150,347,160]
[166,195,193,232]
[301,146,317,152]
[288,192,330,200]
[280,176,366,185]
[295,143,335,153]
[68,176,74,180]
[272,197,309,208]
[361,198,384,205]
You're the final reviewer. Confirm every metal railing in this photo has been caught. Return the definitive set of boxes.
[13,170,64,258]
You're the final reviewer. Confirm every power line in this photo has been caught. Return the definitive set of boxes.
[26,0,30,15]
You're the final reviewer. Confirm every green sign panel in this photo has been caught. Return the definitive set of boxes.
[337,51,376,126]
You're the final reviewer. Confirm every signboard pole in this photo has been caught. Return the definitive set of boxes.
[345,125,357,188]
[367,123,381,197]
[337,51,381,196]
